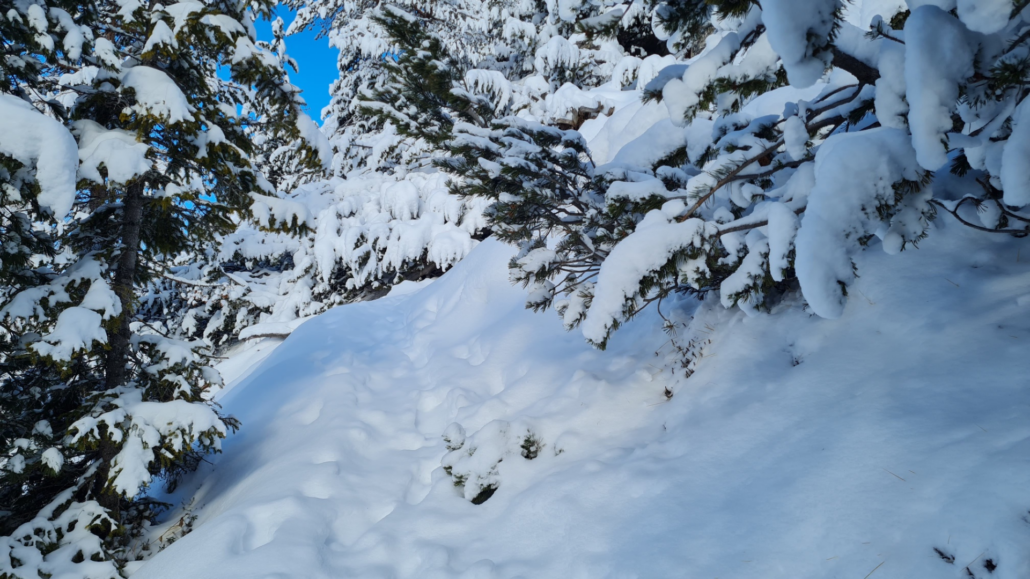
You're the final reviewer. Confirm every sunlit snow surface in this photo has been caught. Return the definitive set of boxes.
[131,226,1030,578]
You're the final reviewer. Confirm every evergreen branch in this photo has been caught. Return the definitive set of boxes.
[1014,0,1030,20]
[160,273,228,288]
[831,48,880,85]
[929,198,1030,235]
[680,139,785,220]
[716,206,807,235]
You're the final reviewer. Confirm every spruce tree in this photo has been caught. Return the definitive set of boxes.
[0,0,327,574]
[377,0,1030,347]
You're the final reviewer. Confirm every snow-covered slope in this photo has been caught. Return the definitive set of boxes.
[133,227,1030,579]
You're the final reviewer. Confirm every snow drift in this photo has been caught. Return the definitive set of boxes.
[133,226,1030,578]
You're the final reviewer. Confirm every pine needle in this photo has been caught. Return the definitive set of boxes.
[882,468,906,482]
[964,549,987,569]
[862,561,885,579]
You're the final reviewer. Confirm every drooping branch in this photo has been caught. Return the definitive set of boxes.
[831,47,880,86]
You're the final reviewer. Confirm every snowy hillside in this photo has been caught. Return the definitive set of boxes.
[9,0,1030,577]
[132,228,1030,579]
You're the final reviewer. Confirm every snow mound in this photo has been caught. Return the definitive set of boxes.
[134,230,1030,578]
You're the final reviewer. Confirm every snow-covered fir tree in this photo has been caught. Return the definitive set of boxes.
[179,0,688,349]
[0,0,327,574]
[430,0,1030,347]
[147,0,1030,354]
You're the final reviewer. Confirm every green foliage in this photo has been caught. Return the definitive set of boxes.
[357,7,494,147]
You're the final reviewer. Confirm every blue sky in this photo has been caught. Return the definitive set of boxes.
[254,8,340,123]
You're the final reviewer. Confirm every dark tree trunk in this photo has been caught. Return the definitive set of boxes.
[105,181,144,391]
[95,180,145,513]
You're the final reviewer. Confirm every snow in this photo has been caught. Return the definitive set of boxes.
[69,387,227,496]
[74,119,151,184]
[875,38,908,130]
[534,36,579,78]
[79,278,122,319]
[904,6,975,171]
[1,490,119,579]
[26,4,47,33]
[20,1,1030,576]
[844,0,906,27]
[213,171,485,345]
[783,114,808,160]
[143,20,178,52]
[762,0,838,87]
[604,177,670,204]
[1,257,107,321]
[603,118,685,169]
[49,7,90,60]
[715,31,780,89]
[906,0,957,9]
[795,128,923,319]
[248,193,315,230]
[581,213,712,345]
[121,65,195,124]
[6,454,25,474]
[587,98,669,164]
[31,307,107,362]
[766,201,799,281]
[190,123,226,158]
[132,228,1030,579]
[93,37,121,69]
[465,69,513,113]
[1001,99,1030,207]
[163,1,204,33]
[296,111,333,171]
[0,94,79,218]
[636,54,678,89]
[662,33,740,123]
[40,448,63,474]
[956,0,1012,34]
[719,228,770,314]
[538,83,610,126]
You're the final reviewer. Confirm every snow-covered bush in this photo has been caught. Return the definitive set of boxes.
[442,421,545,504]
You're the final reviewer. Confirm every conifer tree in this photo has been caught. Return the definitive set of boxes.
[431,0,1030,346]
[0,0,327,574]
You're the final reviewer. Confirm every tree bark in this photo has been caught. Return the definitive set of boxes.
[95,180,145,513]
[831,47,880,86]
[105,181,144,391]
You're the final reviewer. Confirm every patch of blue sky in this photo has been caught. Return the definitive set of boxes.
[254,7,339,122]
[216,7,338,124]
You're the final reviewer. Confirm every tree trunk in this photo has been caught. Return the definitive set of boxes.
[95,181,145,513]
[105,181,144,390]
